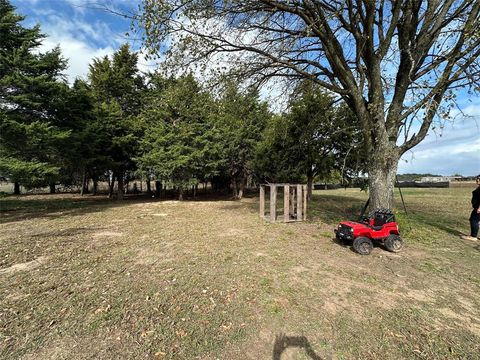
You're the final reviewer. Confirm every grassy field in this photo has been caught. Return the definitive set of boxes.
[0,188,479,359]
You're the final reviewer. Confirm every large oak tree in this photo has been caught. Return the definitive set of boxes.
[136,0,480,208]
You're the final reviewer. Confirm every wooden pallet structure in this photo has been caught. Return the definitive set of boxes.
[259,183,307,223]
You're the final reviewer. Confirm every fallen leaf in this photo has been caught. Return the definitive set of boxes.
[221,322,233,331]
[176,329,187,337]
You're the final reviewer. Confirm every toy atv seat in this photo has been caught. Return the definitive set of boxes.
[366,208,396,229]
[334,209,403,255]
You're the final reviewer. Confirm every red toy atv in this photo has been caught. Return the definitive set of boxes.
[334,208,403,255]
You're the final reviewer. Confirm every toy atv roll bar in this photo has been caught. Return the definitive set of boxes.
[334,199,404,255]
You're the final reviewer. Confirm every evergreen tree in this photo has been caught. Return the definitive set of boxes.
[215,83,270,199]
[59,79,107,195]
[255,82,365,198]
[0,0,69,193]
[137,74,222,200]
[88,44,144,199]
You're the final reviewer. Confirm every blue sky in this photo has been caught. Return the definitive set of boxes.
[12,0,150,80]
[12,0,480,176]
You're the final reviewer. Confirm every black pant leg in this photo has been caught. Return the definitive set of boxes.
[470,210,480,237]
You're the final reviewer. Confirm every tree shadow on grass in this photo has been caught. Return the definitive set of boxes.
[308,193,368,224]
[0,196,125,224]
[28,226,110,239]
[272,334,324,360]
[0,191,248,224]
[420,218,464,237]
[407,209,471,238]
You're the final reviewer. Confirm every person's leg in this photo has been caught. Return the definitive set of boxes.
[470,211,479,238]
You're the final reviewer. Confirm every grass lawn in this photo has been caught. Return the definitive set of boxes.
[1,188,479,359]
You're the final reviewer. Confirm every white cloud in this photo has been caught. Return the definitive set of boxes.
[28,6,159,82]
[41,36,114,83]
[136,50,160,75]
[399,103,480,175]
[13,0,142,83]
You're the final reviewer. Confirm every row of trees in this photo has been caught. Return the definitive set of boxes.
[137,0,480,209]
[0,1,364,200]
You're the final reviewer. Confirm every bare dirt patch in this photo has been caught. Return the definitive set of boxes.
[220,228,246,237]
[438,308,480,336]
[0,256,48,275]
[93,231,124,237]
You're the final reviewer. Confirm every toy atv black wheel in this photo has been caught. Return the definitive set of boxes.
[384,234,403,253]
[353,237,373,255]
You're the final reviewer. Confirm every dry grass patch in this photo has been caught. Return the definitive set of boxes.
[0,189,479,359]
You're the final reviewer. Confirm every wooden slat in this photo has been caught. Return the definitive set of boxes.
[270,185,277,222]
[259,183,308,222]
[259,185,265,217]
[290,187,295,217]
[284,185,290,222]
[303,184,307,220]
[296,184,303,221]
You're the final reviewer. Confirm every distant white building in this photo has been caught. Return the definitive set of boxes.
[420,176,463,182]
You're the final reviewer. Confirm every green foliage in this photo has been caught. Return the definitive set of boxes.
[0,0,369,196]
[0,157,60,188]
[137,74,221,195]
[0,0,70,187]
[255,82,366,187]
[87,44,144,195]
[254,114,304,183]
[214,82,270,197]
[89,44,144,116]
[137,77,270,199]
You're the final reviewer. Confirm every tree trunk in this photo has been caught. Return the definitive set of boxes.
[49,183,55,194]
[116,172,124,200]
[307,173,314,200]
[108,173,115,198]
[146,179,152,196]
[178,186,183,201]
[155,181,161,198]
[193,185,197,199]
[237,178,245,199]
[368,152,399,210]
[81,168,87,196]
[93,178,98,196]
[13,182,20,195]
[232,178,238,199]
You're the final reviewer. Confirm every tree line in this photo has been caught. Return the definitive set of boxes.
[137,0,480,209]
[0,1,365,200]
